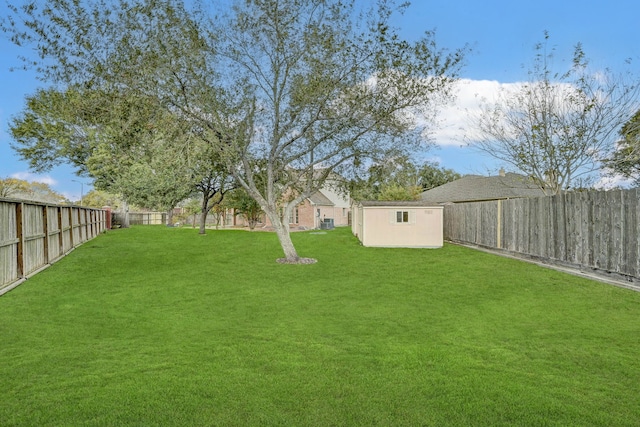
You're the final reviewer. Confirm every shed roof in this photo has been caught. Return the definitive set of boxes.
[420,173,546,203]
[358,200,442,207]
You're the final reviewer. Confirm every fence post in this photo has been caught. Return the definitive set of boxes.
[16,202,24,279]
[497,199,502,249]
[69,207,75,247]
[103,206,112,230]
[57,206,64,256]
[43,204,50,265]
[84,209,89,241]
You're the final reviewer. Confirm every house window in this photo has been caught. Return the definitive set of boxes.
[396,211,409,223]
[289,206,299,224]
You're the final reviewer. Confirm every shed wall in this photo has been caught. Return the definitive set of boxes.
[359,206,443,248]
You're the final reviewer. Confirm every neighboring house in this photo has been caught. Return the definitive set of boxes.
[420,170,546,204]
[272,186,351,230]
[281,174,351,229]
[312,179,351,227]
[351,200,443,248]
[296,189,350,229]
[235,180,351,230]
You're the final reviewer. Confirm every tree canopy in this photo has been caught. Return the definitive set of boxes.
[0,177,67,203]
[10,87,105,176]
[606,109,640,184]
[351,155,461,201]
[4,0,466,262]
[223,187,264,230]
[0,177,30,199]
[80,189,124,209]
[10,84,227,224]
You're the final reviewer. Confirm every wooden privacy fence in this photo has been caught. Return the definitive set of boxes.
[0,198,108,294]
[112,211,166,226]
[444,189,640,282]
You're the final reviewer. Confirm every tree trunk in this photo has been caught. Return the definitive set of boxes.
[199,190,211,235]
[121,200,130,228]
[273,219,300,261]
[264,208,315,264]
[166,208,174,226]
[199,210,208,234]
[248,217,257,230]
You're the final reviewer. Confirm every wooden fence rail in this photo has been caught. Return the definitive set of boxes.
[444,189,640,282]
[0,198,107,295]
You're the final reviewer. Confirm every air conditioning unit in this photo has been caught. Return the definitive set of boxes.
[321,218,334,230]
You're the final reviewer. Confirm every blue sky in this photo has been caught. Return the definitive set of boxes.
[1,0,638,200]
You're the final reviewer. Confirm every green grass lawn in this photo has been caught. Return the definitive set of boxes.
[1,226,639,426]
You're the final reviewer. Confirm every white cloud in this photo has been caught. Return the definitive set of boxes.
[594,170,636,190]
[428,78,527,147]
[11,172,58,186]
[61,191,78,201]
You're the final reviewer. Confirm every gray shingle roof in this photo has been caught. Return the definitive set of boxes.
[420,173,546,203]
[307,190,334,206]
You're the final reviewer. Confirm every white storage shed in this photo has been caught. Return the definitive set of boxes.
[351,201,444,248]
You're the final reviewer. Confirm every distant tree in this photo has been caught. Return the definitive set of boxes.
[377,183,421,201]
[351,155,460,200]
[27,182,66,203]
[606,109,640,184]
[0,177,29,198]
[79,190,122,209]
[194,167,235,234]
[0,178,67,203]
[224,188,264,230]
[351,154,419,200]
[181,198,202,228]
[417,161,461,191]
[469,33,640,195]
[9,87,179,225]
[113,145,194,225]
[3,0,466,263]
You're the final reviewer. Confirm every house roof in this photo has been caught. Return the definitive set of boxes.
[307,190,334,206]
[420,172,546,204]
[358,200,442,207]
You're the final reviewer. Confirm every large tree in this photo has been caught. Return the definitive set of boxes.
[469,33,640,195]
[212,1,465,262]
[4,0,465,262]
[10,87,198,224]
[10,85,233,227]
